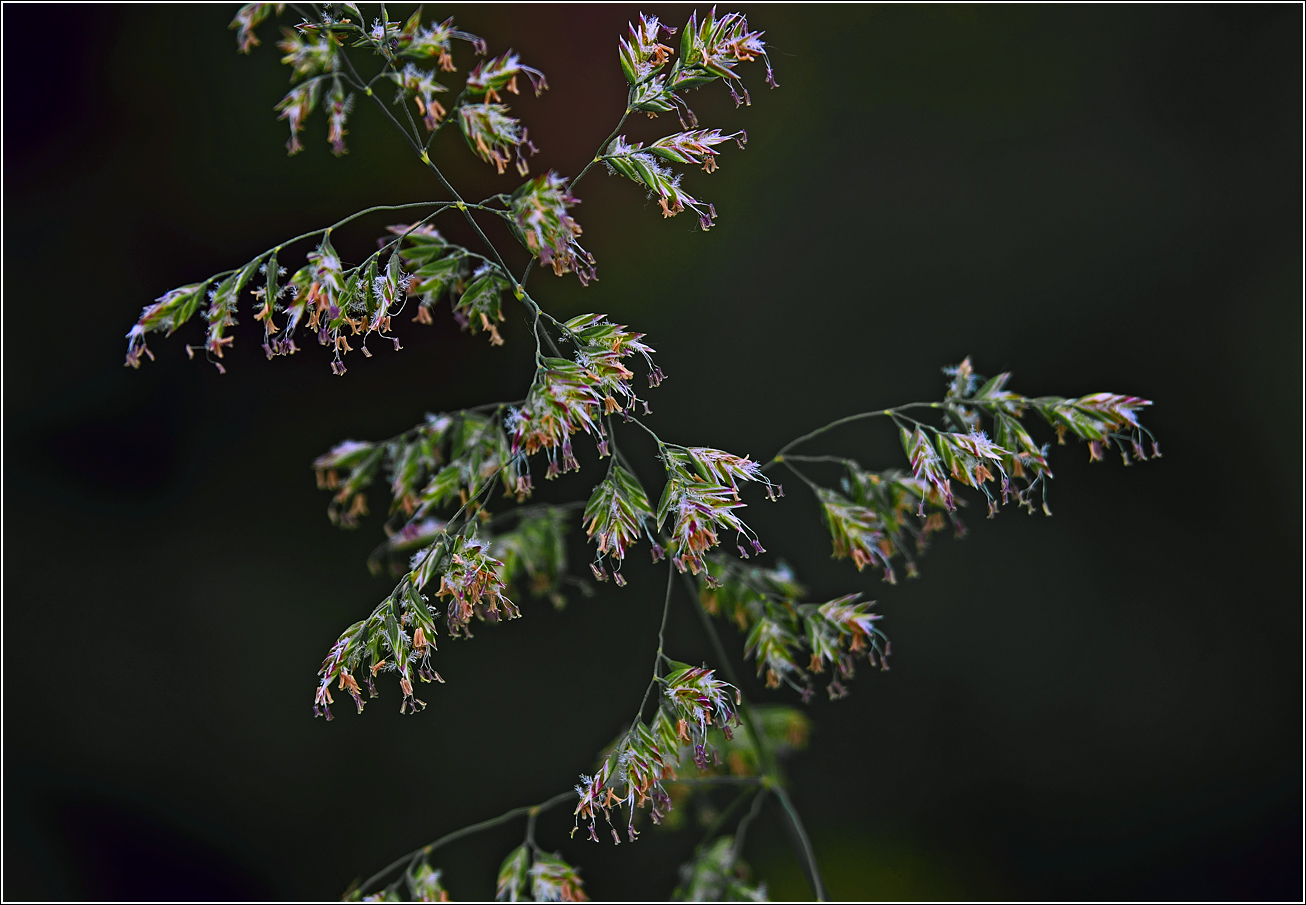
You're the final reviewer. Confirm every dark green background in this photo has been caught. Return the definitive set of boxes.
[4,3,1301,900]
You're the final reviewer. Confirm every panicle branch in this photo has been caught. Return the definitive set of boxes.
[655,446,781,581]
[141,8,1159,903]
[770,357,1159,584]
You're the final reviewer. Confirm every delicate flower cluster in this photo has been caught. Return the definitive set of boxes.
[412,533,520,639]
[892,359,1156,523]
[510,173,595,283]
[366,226,513,348]
[656,447,779,580]
[749,595,890,701]
[388,224,474,324]
[313,618,368,720]
[649,129,746,174]
[829,465,962,581]
[954,357,1157,462]
[663,666,741,770]
[619,11,774,125]
[313,410,508,529]
[313,575,445,720]
[279,235,409,373]
[661,480,750,578]
[818,481,949,584]
[229,2,281,54]
[326,80,354,155]
[235,3,548,175]
[496,847,587,903]
[467,52,548,102]
[406,414,502,513]
[1038,393,1155,455]
[124,283,206,368]
[817,486,887,577]
[234,4,412,150]
[313,515,571,715]
[574,714,679,845]
[672,836,767,903]
[351,7,421,60]
[619,14,676,87]
[582,693,811,850]
[604,10,770,228]
[277,21,339,80]
[583,464,653,585]
[701,558,889,700]
[407,863,451,903]
[391,63,449,131]
[564,313,662,410]
[680,447,776,495]
[900,420,1020,517]
[314,437,383,528]
[600,130,744,225]
[670,8,775,101]
[129,237,389,371]
[603,136,718,229]
[460,103,537,175]
[453,264,511,344]
[573,698,810,850]
[270,19,348,155]
[572,758,619,844]
[400,16,486,71]
[509,359,606,478]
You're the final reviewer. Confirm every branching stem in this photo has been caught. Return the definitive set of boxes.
[675,572,828,901]
[357,790,575,895]
[767,401,946,466]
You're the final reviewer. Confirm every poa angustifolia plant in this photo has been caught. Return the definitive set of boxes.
[126,5,1160,900]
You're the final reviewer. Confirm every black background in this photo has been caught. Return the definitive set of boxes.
[4,3,1302,901]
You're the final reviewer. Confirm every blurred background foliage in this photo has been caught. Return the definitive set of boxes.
[4,3,1300,900]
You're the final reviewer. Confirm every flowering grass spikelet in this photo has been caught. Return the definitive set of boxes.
[452,263,509,344]
[400,16,486,71]
[529,852,588,902]
[389,223,471,322]
[670,8,774,99]
[656,446,775,578]
[230,2,281,53]
[648,129,746,173]
[619,14,676,85]
[125,282,208,367]
[409,862,451,902]
[603,135,718,228]
[664,665,740,770]
[496,845,530,902]
[278,21,339,81]
[563,312,662,407]
[459,103,536,175]
[509,359,605,476]
[745,613,803,690]
[584,464,653,581]
[510,173,595,283]
[466,51,547,101]
[392,63,449,131]
[412,533,518,638]
[326,79,354,155]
